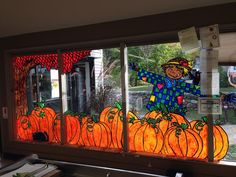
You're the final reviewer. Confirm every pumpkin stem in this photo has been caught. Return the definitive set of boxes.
[129,117,136,124]
[202,116,208,123]
[26,111,31,116]
[37,101,46,109]
[39,111,45,118]
[156,118,161,123]
[180,123,188,130]
[91,115,99,123]
[171,122,178,126]
[214,119,222,125]
[165,115,172,121]
[114,101,122,111]
[175,128,182,138]
[147,118,157,125]
[195,121,204,131]
[64,110,73,115]
[174,123,188,137]
[79,112,87,118]
[140,118,146,125]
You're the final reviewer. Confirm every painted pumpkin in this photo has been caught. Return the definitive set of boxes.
[81,116,111,149]
[30,102,56,142]
[190,117,229,161]
[99,102,138,149]
[16,114,39,141]
[144,110,190,135]
[164,123,203,158]
[129,118,164,154]
[53,113,82,145]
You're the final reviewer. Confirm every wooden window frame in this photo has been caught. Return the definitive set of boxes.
[1,3,236,177]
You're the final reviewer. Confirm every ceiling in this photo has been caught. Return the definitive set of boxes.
[0,0,235,38]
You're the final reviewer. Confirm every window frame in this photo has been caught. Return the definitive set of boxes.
[2,3,236,176]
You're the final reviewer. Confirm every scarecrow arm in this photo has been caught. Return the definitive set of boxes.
[137,68,165,84]
[181,82,201,96]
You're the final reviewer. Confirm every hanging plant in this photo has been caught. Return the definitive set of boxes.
[163,123,203,159]
[190,116,229,161]
[81,115,111,149]
[129,118,164,154]
[99,101,138,149]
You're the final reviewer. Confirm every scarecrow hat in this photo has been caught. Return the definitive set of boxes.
[161,57,192,75]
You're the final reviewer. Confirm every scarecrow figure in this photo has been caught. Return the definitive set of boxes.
[130,57,200,115]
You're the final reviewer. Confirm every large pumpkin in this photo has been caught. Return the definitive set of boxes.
[164,123,203,159]
[144,110,190,135]
[190,117,229,161]
[81,116,111,149]
[129,118,164,154]
[30,102,56,142]
[16,114,39,141]
[53,113,82,145]
[99,102,138,149]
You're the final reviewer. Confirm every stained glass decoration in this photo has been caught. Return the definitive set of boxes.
[190,117,229,161]
[129,118,164,154]
[13,50,91,117]
[15,52,229,161]
[16,101,56,142]
[99,102,138,149]
[81,115,112,149]
[53,112,84,145]
[129,57,200,116]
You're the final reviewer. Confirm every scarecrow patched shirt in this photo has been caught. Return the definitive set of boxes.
[137,69,201,115]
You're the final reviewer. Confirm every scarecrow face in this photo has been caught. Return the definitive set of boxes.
[165,65,183,80]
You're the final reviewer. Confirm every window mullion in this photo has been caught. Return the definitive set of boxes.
[207,114,214,162]
[58,50,66,145]
[120,43,129,153]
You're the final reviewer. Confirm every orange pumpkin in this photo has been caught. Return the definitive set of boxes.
[129,118,164,154]
[190,117,229,161]
[53,113,82,145]
[99,102,138,149]
[81,116,111,149]
[164,123,203,158]
[30,102,56,142]
[16,114,39,141]
[144,110,190,135]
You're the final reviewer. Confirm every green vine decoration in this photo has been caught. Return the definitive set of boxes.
[175,123,189,138]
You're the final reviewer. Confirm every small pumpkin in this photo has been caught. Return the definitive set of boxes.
[53,112,82,145]
[99,102,138,149]
[129,118,164,154]
[81,115,112,149]
[144,110,190,135]
[30,102,56,142]
[16,114,38,141]
[190,117,229,161]
[164,123,203,159]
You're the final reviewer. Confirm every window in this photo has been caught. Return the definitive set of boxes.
[13,41,232,162]
[127,43,207,159]
[14,48,123,150]
[2,6,236,175]
[218,65,236,161]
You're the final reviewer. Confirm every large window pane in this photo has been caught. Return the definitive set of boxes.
[14,52,90,143]
[218,65,236,161]
[127,43,213,160]
[59,48,122,151]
